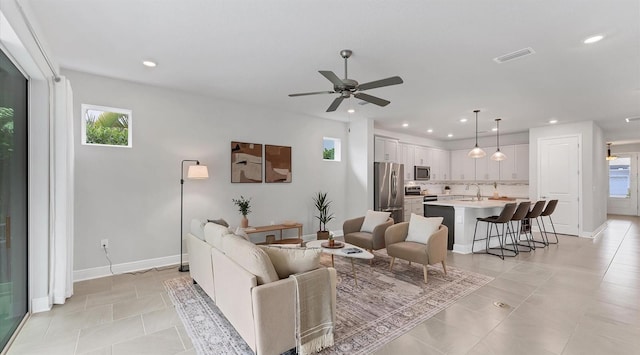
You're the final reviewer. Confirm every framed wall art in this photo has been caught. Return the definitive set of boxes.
[231,141,263,183]
[265,144,292,183]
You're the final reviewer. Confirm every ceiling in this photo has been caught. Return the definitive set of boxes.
[24,0,640,143]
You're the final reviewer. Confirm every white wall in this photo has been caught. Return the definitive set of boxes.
[374,128,448,148]
[612,143,640,153]
[443,132,529,151]
[64,69,352,272]
[346,117,374,219]
[529,121,607,236]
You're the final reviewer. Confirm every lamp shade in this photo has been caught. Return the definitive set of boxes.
[491,149,507,161]
[187,165,209,179]
[468,146,486,158]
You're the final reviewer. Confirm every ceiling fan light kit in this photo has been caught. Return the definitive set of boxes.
[289,49,403,112]
[491,118,507,161]
[468,109,486,158]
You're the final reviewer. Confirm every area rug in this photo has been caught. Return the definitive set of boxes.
[165,250,493,355]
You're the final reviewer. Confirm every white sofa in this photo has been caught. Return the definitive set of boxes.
[186,220,337,355]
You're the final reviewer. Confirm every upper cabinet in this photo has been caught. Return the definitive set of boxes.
[414,146,430,167]
[450,144,529,181]
[430,148,450,181]
[399,143,415,180]
[374,136,399,163]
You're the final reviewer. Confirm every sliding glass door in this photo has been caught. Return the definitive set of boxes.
[0,48,28,350]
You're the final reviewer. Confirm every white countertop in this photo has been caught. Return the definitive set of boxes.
[424,199,526,208]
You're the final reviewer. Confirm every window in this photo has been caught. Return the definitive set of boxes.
[81,104,132,147]
[609,157,631,198]
[323,137,341,161]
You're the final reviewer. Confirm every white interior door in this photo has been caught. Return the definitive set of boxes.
[538,136,580,235]
[607,153,639,216]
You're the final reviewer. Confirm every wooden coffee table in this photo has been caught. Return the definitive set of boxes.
[306,240,373,286]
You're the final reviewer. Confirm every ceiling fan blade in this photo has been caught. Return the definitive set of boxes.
[319,71,343,87]
[354,92,390,107]
[289,91,335,97]
[326,96,345,112]
[357,76,404,91]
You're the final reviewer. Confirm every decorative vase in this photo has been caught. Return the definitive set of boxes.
[241,216,249,228]
[328,239,335,247]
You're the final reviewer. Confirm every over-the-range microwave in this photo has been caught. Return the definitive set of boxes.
[414,166,430,180]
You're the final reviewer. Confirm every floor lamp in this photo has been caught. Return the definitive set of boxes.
[180,160,209,272]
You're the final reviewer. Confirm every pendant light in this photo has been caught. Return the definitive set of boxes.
[468,109,486,158]
[606,143,618,161]
[491,118,507,161]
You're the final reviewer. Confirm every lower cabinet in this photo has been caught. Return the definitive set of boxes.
[403,197,424,221]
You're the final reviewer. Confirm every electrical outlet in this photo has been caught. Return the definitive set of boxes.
[100,239,109,249]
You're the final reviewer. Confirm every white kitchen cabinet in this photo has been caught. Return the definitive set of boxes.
[403,197,424,221]
[430,148,450,180]
[450,149,475,180]
[374,136,399,162]
[399,143,415,180]
[414,146,430,167]
[514,144,529,180]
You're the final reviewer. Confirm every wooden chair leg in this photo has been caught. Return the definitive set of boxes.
[408,261,412,266]
[389,257,395,270]
[441,260,447,275]
[423,265,428,284]
[369,250,373,265]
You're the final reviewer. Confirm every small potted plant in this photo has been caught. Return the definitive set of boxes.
[232,196,252,228]
[444,185,451,195]
[313,191,335,240]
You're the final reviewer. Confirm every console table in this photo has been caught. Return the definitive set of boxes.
[246,223,303,244]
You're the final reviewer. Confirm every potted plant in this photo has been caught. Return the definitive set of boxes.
[444,185,451,195]
[232,196,252,228]
[313,191,334,240]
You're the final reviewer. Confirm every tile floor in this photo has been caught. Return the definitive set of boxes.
[6,215,640,355]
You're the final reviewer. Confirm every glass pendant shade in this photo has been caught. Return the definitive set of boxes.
[491,118,507,161]
[468,109,485,159]
[468,145,486,158]
[491,149,507,161]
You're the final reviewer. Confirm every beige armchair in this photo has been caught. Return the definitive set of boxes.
[385,222,448,283]
[343,216,394,253]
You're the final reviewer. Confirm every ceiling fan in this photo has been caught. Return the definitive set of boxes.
[289,49,404,112]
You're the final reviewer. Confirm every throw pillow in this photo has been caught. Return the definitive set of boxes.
[405,213,443,244]
[360,210,391,233]
[189,219,207,240]
[223,235,279,285]
[258,246,322,279]
[207,218,229,228]
[234,226,250,241]
[204,222,232,249]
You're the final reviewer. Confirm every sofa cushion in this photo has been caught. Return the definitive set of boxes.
[406,214,443,244]
[223,235,279,285]
[190,219,207,240]
[258,246,321,279]
[360,210,391,233]
[204,222,232,249]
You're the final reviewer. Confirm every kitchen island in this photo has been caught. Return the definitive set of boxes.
[424,199,524,254]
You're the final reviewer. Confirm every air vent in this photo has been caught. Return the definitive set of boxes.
[493,47,536,64]
[625,117,640,123]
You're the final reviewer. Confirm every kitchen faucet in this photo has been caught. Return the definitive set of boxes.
[465,183,482,201]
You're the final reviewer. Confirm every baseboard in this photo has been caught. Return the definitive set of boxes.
[31,296,51,313]
[581,222,608,238]
[73,254,183,282]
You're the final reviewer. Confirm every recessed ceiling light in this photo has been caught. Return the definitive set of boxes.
[142,60,157,67]
[447,133,453,138]
[583,35,604,44]
[549,119,558,124]
[460,118,468,123]
[491,127,498,132]
[402,123,409,127]
[347,108,355,114]
[427,129,433,133]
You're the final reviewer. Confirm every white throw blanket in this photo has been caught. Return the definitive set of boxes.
[290,268,334,354]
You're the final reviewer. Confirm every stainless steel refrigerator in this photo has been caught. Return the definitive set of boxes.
[374,162,404,223]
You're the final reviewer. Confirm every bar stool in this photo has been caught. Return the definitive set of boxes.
[505,201,533,252]
[472,203,518,260]
[539,200,559,244]
[526,200,547,246]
